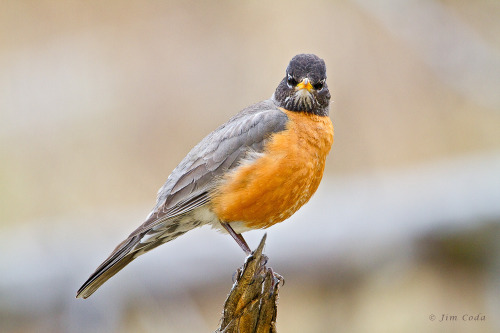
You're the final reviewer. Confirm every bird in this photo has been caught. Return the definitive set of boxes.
[76,53,334,299]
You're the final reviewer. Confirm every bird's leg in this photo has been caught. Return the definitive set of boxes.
[221,222,251,255]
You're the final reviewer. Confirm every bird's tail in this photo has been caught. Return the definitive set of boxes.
[76,236,138,299]
[76,218,190,299]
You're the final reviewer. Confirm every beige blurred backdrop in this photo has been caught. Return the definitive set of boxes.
[1,1,500,332]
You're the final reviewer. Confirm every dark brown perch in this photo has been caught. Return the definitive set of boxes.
[216,234,282,333]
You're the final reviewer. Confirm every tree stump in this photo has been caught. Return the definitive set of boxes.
[216,234,282,333]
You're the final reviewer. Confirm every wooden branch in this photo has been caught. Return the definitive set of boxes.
[216,234,282,333]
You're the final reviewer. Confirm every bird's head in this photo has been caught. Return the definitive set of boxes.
[273,54,330,116]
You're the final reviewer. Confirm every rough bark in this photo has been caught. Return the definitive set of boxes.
[216,234,282,333]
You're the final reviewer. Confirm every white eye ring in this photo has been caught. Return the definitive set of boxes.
[287,74,297,88]
[314,79,325,91]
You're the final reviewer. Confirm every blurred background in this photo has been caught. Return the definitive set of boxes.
[1,0,499,332]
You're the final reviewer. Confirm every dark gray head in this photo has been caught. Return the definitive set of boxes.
[273,54,330,116]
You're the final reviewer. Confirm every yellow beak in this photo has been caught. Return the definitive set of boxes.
[296,78,313,92]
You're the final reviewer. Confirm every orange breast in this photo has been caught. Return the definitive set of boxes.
[210,109,334,229]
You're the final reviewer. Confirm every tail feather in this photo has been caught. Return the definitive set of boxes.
[76,236,140,299]
[76,220,192,298]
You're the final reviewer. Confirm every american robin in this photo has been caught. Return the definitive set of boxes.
[77,54,334,299]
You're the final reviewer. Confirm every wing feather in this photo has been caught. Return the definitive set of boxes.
[150,100,289,221]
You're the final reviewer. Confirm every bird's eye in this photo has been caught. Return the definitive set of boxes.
[287,74,298,87]
[313,80,325,91]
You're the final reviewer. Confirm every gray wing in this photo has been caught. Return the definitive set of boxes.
[145,99,289,227]
[76,99,289,298]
